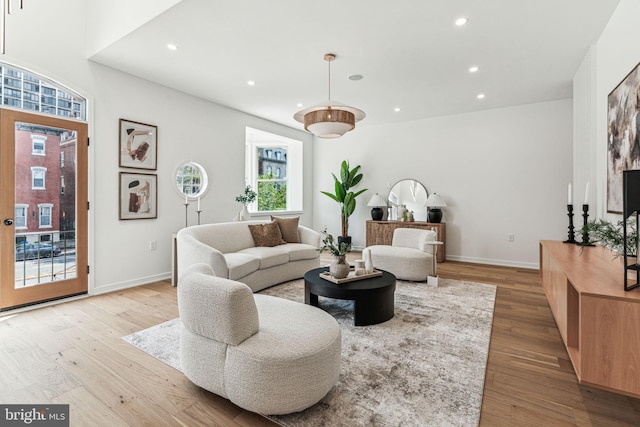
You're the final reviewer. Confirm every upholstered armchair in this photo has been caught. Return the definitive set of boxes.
[178,263,342,415]
[363,228,440,281]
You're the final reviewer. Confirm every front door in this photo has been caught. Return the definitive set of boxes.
[0,109,88,310]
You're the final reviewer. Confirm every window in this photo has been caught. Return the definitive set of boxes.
[38,204,53,228]
[32,135,46,155]
[31,167,46,189]
[60,175,65,194]
[245,127,303,213]
[15,205,27,229]
[0,63,87,120]
[60,151,64,167]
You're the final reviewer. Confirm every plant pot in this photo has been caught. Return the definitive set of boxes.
[330,256,350,279]
[338,236,352,247]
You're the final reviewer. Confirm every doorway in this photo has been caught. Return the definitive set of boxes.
[0,109,88,310]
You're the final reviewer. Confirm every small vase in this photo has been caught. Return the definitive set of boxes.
[239,205,249,221]
[330,256,350,279]
[354,260,366,276]
[365,250,374,273]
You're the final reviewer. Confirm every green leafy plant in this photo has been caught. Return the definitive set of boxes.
[235,185,257,205]
[321,160,367,238]
[581,218,638,257]
[257,172,286,211]
[318,229,351,257]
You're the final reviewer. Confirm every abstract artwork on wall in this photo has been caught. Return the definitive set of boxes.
[119,119,157,170]
[607,61,640,213]
[119,172,157,220]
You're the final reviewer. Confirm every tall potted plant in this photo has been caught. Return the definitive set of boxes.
[321,160,367,245]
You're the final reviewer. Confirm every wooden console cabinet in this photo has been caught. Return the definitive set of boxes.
[366,220,445,262]
[540,240,640,398]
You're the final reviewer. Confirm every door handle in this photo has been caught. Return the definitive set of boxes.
[4,218,13,226]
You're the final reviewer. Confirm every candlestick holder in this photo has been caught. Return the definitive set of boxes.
[578,204,595,246]
[197,209,202,225]
[184,202,189,228]
[563,204,576,244]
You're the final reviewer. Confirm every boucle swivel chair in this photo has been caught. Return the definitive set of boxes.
[363,228,440,281]
[178,263,342,415]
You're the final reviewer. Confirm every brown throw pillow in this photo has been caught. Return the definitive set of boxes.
[271,215,300,243]
[248,222,286,247]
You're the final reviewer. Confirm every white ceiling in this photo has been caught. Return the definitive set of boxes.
[90,0,620,132]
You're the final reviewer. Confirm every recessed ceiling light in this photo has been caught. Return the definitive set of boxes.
[477,93,485,99]
[469,66,479,73]
[348,74,364,81]
[296,103,303,108]
[167,43,179,51]
[247,80,255,86]
[394,107,401,112]
[455,17,468,26]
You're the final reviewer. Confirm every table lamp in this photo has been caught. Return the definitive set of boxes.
[367,193,388,220]
[425,193,447,223]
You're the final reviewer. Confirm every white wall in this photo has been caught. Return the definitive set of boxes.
[313,100,573,269]
[5,0,313,294]
[573,0,640,222]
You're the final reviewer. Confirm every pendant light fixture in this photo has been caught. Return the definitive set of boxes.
[294,53,365,139]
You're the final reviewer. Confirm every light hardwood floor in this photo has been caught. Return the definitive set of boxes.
[1,258,640,426]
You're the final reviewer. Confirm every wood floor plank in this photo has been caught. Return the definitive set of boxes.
[1,258,640,426]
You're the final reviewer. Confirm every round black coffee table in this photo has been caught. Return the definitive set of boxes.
[304,266,396,326]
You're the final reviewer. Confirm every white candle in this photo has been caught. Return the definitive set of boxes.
[197,197,201,211]
[584,182,590,205]
[185,194,188,204]
[568,183,572,205]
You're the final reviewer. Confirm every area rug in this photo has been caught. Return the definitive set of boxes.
[123,278,496,426]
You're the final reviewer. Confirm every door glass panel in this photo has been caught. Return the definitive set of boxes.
[14,122,76,288]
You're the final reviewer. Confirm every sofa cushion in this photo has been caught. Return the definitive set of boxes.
[224,253,260,280]
[248,222,286,247]
[239,246,289,269]
[271,216,301,243]
[281,243,319,261]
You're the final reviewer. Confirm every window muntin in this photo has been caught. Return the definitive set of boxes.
[31,167,46,189]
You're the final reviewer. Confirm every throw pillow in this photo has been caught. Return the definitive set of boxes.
[248,222,286,247]
[271,215,300,243]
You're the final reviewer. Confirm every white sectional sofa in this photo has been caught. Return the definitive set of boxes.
[176,219,321,292]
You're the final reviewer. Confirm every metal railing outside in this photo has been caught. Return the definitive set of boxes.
[15,230,76,288]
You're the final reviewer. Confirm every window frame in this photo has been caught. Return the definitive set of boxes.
[38,204,53,228]
[245,127,303,215]
[31,135,46,156]
[31,166,46,190]
[14,204,28,229]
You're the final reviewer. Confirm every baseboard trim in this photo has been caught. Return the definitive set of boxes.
[445,255,538,270]
[92,272,172,295]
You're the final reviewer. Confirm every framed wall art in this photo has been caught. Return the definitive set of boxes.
[119,118,158,170]
[119,172,158,220]
[607,61,640,213]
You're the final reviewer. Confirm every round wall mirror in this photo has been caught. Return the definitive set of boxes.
[175,161,209,199]
[388,179,428,221]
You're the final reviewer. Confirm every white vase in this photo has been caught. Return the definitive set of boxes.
[365,250,374,273]
[239,205,249,221]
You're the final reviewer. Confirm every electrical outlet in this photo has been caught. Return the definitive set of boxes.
[507,234,515,242]
[149,240,157,250]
